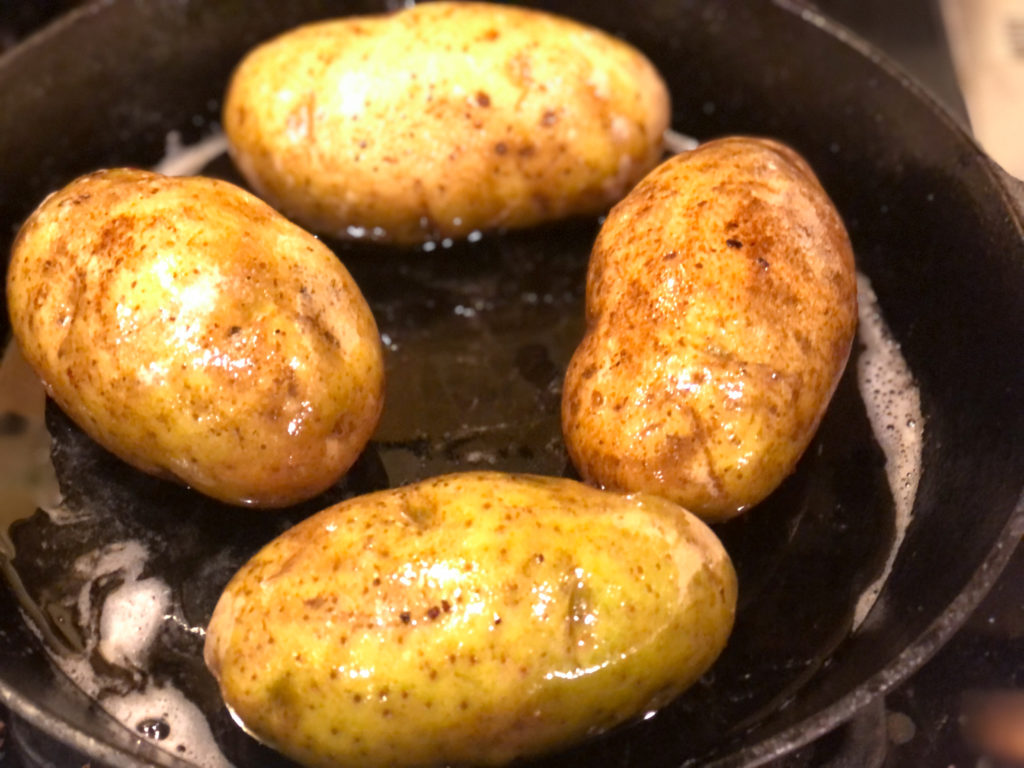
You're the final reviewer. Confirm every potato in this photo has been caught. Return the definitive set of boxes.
[6,168,384,507]
[204,471,736,768]
[223,1,670,245]
[562,137,857,522]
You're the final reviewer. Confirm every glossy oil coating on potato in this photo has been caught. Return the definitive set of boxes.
[562,137,857,522]
[223,2,670,245]
[6,168,384,507]
[204,472,736,768]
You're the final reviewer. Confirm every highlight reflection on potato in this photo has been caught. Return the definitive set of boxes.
[562,137,858,522]
[223,1,670,245]
[6,168,384,508]
[204,472,737,768]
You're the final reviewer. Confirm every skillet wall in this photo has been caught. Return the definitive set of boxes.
[1,0,1022,765]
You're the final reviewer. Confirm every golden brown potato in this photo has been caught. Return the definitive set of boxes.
[204,471,736,768]
[562,137,857,522]
[223,1,669,245]
[6,168,384,507]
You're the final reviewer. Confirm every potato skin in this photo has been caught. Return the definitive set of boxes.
[562,137,857,522]
[204,472,736,768]
[6,168,384,507]
[223,2,669,245]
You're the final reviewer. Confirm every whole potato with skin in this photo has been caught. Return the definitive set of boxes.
[204,471,737,768]
[223,1,670,245]
[6,168,384,508]
[562,137,857,522]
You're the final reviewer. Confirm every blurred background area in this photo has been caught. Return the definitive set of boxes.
[939,0,1024,179]
[0,0,81,50]
[817,0,1024,179]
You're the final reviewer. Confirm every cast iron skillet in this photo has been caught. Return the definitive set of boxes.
[1,1,1022,766]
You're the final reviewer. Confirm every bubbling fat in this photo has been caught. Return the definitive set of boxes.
[39,537,233,768]
[852,273,924,628]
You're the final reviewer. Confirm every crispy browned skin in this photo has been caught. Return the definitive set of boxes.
[223,1,669,245]
[205,472,736,768]
[6,168,384,507]
[562,137,857,522]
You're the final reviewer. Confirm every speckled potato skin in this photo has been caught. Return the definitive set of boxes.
[204,472,736,768]
[6,168,384,507]
[222,2,670,245]
[562,137,857,522]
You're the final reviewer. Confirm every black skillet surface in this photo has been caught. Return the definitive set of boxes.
[1,1,1023,767]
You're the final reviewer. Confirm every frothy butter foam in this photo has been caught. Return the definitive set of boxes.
[852,273,924,628]
[97,576,172,668]
[44,538,233,768]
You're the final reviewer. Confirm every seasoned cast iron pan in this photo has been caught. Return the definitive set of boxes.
[1,1,1022,766]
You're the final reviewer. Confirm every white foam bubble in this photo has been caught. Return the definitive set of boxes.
[852,273,924,628]
[100,684,234,768]
[52,652,233,768]
[98,577,171,668]
[73,540,148,636]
